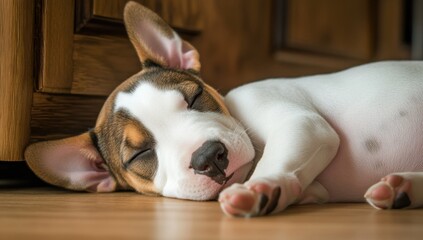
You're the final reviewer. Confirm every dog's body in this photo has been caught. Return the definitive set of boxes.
[219,62,423,216]
[25,2,423,217]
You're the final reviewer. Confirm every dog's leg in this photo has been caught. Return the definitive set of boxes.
[219,113,339,217]
[297,181,330,205]
[365,172,423,209]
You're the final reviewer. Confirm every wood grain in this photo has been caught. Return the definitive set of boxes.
[0,187,422,239]
[73,0,330,97]
[93,0,203,32]
[274,0,409,68]
[93,0,156,20]
[161,0,203,32]
[285,0,375,59]
[0,0,34,161]
[188,0,334,92]
[38,0,75,93]
[30,93,106,142]
[376,0,410,59]
[72,33,140,96]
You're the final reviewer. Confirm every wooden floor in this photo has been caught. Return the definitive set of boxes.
[1,185,422,240]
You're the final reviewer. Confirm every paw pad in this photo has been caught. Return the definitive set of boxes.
[219,182,282,217]
[365,175,412,209]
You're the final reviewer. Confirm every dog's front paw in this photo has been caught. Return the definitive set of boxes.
[218,180,282,217]
[365,174,412,209]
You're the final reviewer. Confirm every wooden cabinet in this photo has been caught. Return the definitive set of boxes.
[0,1,34,161]
[39,0,203,96]
[0,0,412,162]
[274,0,409,68]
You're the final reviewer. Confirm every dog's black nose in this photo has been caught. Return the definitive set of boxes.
[190,140,229,184]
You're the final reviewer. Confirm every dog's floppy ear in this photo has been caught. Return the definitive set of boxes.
[124,1,200,72]
[25,132,116,192]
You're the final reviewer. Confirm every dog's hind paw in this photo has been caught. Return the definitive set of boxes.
[365,174,412,209]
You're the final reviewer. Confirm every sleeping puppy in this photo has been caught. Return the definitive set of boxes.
[25,2,423,217]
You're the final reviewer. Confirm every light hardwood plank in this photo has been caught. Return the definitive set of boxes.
[0,187,422,239]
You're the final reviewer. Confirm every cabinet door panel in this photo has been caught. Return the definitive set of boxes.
[286,0,375,59]
[38,0,202,96]
[37,0,74,93]
[72,33,139,95]
[274,0,377,68]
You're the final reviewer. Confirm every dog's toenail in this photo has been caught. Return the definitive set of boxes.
[392,192,411,209]
[265,187,281,214]
[259,194,269,212]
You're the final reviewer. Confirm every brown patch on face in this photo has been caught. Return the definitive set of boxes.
[99,109,159,195]
[124,174,159,196]
[92,69,149,190]
[204,84,230,115]
[124,122,158,194]
[124,123,145,150]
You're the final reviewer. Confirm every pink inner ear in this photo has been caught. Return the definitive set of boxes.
[136,22,200,71]
[38,137,117,193]
[181,49,201,71]
[79,171,117,193]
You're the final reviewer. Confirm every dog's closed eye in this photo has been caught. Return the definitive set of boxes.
[123,143,158,181]
[187,87,203,110]
[125,146,155,168]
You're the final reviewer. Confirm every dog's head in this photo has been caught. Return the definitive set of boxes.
[25,2,255,200]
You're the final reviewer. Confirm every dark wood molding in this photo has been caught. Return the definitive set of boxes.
[412,0,423,59]
[74,0,125,35]
[74,0,203,35]
[74,0,94,32]
[30,93,106,142]
[272,0,287,51]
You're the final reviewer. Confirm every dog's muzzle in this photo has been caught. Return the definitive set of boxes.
[190,140,233,185]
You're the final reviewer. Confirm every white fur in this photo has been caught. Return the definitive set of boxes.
[219,61,423,216]
[115,82,255,200]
